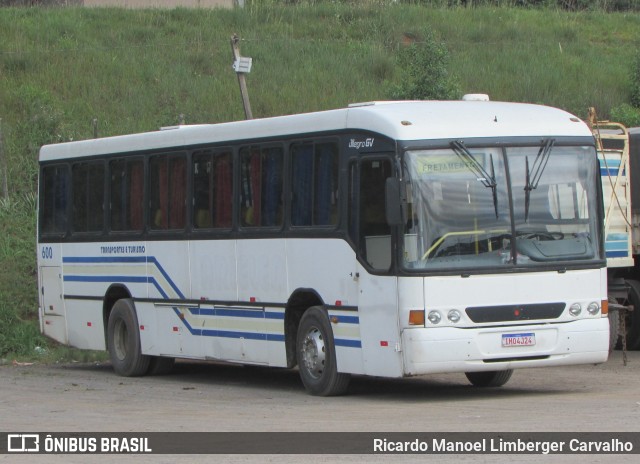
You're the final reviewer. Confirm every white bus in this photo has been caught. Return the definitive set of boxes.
[37,99,609,396]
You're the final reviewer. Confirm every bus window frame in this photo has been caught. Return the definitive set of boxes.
[147,151,189,234]
[70,159,107,238]
[288,137,341,232]
[39,162,71,240]
[237,142,286,232]
[348,153,398,276]
[191,146,235,233]
[107,155,146,237]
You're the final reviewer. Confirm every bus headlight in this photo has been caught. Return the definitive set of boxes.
[447,310,461,323]
[587,301,600,315]
[427,310,442,324]
[569,303,582,316]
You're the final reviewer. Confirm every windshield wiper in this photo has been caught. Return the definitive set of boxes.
[450,141,498,219]
[524,138,555,221]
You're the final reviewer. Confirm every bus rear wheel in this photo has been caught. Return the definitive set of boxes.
[147,356,175,375]
[296,306,350,396]
[465,370,513,387]
[107,298,150,377]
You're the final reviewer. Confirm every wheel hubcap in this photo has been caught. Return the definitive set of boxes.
[301,326,325,379]
[113,319,128,361]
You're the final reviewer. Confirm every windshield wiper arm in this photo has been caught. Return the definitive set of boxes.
[524,138,555,221]
[450,141,498,218]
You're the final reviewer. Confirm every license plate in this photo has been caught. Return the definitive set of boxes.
[502,332,535,347]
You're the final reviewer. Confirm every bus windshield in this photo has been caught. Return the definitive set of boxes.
[402,143,601,270]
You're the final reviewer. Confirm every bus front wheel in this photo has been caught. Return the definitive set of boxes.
[465,369,513,387]
[107,298,150,377]
[296,306,350,396]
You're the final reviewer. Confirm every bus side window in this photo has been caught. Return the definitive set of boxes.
[110,158,143,232]
[291,141,339,227]
[149,154,187,230]
[240,145,283,228]
[359,158,393,271]
[41,165,69,235]
[192,150,233,229]
[291,143,313,226]
[72,161,105,233]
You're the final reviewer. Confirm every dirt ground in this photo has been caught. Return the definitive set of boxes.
[1,351,639,463]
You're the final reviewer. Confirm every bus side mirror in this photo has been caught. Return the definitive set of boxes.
[385,177,405,226]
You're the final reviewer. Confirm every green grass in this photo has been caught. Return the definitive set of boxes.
[0,3,638,358]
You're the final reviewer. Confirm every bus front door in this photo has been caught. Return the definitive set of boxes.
[352,157,403,377]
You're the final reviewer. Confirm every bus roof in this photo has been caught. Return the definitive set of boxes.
[39,100,592,162]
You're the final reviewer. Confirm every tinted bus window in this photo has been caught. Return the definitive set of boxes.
[291,141,339,227]
[110,158,144,232]
[240,145,283,228]
[192,149,233,229]
[72,161,104,233]
[359,158,392,270]
[41,165,69,235]
[149,154,187,230]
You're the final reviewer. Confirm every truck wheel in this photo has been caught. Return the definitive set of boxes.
[465,370,513,387]
[608,306,620,352]
[624,280,640,350]
[107,298,150,377]
[296,306,350,396]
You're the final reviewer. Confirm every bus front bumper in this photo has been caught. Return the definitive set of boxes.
[401,318,609,376]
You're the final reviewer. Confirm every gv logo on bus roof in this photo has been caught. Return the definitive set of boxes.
[348,138,375,149]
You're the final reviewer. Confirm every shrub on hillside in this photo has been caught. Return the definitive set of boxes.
[610,104,640,127]
[387,29,460,101]
[612,51,640,127]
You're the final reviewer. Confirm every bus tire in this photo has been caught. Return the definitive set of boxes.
[147,356,175,376]
[107,298,150,377]
[465,369,513,387]
[296,306,350,396]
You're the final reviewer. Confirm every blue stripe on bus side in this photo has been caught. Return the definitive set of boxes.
[265,311,285,320]
[198,329,286,342]
[62,255,362,348]
[197,308,266,319]
[63,256,147,264]
[64,275,148,283]
[147,256,185,299]
[65,274,171,300]
[63,255,185,299]
[335,339,362,348]
[330,315,360,324]
[175,309,201,336]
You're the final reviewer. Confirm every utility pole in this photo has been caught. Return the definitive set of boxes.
[0,119,8,199]
[230,33,253,120]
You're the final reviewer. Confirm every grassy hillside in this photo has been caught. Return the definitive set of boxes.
[0,3,639,359]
